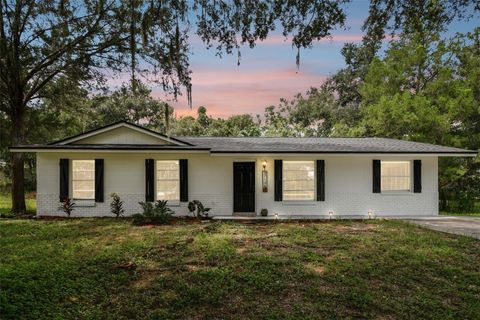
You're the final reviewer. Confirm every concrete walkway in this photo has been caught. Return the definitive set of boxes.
[401,216,480,239]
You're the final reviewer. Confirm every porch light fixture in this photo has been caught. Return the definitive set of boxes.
[262,160,267,170]
[262,160,268,192]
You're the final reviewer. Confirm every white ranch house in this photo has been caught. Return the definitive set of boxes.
[11,121,476,218]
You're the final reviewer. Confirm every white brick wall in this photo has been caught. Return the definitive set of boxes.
[36,152,438,217]
[256,156,438,217]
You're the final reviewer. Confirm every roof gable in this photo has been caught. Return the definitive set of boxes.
[53,121,191,146]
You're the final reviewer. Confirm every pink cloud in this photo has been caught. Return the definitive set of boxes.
[154,68,327,118]
[102,68,327,119]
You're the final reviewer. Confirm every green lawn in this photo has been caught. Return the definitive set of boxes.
[0,192,36,215]
[1,219,479,319]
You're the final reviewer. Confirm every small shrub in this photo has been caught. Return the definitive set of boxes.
[260,208,268,217]
[59,198,75,217]
[138,201,156,217]
[110,193,125,218]
[133,200,174,225]
[188,200,211,219]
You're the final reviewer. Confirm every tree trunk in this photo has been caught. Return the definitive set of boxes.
[10,107,26,214]
[439,187,447,211]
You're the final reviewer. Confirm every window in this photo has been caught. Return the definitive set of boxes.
[72,160,95,199]
[156,160,179,201]
[283,161,315,201]
[381,161,411,192]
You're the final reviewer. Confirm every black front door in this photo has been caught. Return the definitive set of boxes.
[233,162,255,212]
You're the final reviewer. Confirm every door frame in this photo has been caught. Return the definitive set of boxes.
[233,160,256,214]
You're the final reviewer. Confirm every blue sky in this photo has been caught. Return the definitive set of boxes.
[146,1,479,118]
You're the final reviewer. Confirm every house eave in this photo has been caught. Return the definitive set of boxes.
[210,151,477,157]
[9,147,476,157]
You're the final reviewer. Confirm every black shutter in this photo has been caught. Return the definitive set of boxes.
[274,160,283,201]
[179,159,188,202]
[59,159,69,202]
[95,159,104,202]
[316,160,325,201]
[413,160,422,193]
[145,159,154,202]
[373,160,381,193]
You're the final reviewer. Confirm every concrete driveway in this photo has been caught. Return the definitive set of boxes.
[403,216,480,239]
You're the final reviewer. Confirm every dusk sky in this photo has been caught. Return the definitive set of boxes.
[144,1,478,118]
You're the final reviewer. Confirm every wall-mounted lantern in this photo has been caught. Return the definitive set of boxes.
[262,160,268,192]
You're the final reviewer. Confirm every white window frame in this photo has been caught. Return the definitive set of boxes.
[380,160,412,193]
[71,160,95,200]
[282,160,316,201]
[155,160,180,203]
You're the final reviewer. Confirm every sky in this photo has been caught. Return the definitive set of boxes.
[142,1,478,119]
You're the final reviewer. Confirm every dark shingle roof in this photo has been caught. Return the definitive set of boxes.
[176,137,476,154]
[9,120,477,155]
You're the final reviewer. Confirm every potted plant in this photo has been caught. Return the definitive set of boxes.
[260,208,268,217]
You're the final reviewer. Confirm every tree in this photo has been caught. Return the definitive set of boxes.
[356,28,479,208]
[207,114,261,137]
[362,0,478,51]
[171,107,209,136]
[261,87,340,137]
[325,0,478,120]
[90,82,173,133]
[171,107,261,137]
[0,0,349,213]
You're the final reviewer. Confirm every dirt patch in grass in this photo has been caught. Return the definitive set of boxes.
[334,223,379,233]
[132,271,158,289]
[304,263,326,274]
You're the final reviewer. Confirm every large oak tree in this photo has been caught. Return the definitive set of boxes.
[0,0,348,213]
